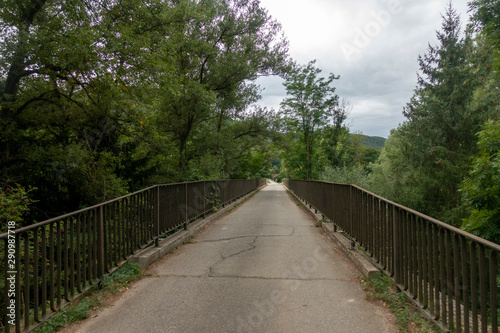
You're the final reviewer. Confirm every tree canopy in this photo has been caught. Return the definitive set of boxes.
[279,60,341,180]
[0,0,290,221]
[460,120,500,244]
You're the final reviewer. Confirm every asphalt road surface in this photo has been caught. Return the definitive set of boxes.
[70,182,396,333]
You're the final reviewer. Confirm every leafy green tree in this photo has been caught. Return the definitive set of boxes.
[320,165,371,189]
[0,0,146,217]
[460,120,500,244]
[280,60,340,180]
[469,0,500,70]
[320,98,351,166]
[187,106,279,180]
[150,0,289,178]
[0,186,36,232]
[368,128,426,208]
[0,0,290,219]
[278,132,307,180]
[318,130,380,188]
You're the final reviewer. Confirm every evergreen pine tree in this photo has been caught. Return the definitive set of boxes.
[400,3,480,222]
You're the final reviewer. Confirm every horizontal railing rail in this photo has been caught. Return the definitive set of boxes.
[1,179,266,332]
[284,179,499,333]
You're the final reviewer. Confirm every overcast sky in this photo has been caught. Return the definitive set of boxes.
[256,0,471,138]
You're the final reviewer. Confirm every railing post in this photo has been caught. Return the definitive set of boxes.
[184,183,188,230]
[221,180,226,208]
[349,186,353,237]
[490,250,498,331]
[203,181,206,219]
[393,205,401,285]
[155,186,160,247]
[98,206,105,278]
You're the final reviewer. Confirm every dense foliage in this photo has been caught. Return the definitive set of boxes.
[0,0,289,223]
[279,60,340,180]
[460,120,500,244]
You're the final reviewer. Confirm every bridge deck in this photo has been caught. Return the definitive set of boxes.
[68,183,396,332]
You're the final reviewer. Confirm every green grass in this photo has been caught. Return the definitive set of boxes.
[101,262,142,295]
[227,200,243,213]
[33,262,142,333]
[315,216,329,227]
[360,274,441,333]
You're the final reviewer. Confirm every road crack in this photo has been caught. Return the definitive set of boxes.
[206,275,340,281]
[195,232,297,244]
[208,236,258,277]
[194,236,255,243]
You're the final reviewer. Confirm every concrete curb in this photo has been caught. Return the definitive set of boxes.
[283,185,380,278]
[321,223,380,278]
[130,187,263,270]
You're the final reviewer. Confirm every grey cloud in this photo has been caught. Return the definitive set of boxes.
[257,0,470,137]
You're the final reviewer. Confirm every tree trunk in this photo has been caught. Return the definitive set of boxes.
[177,114,195,174]
[1,0,47,169]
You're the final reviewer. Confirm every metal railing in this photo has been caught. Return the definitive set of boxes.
[284,179,499,333]
[0,179,266,332]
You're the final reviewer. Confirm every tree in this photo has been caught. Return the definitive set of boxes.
[460,120,500,244]
[366,3,500,225]
[280,60,339,180]
[0,186,36,232]
[0,0,290,219]
[469,0,500,71]
[397,4,482,222]
[320,97,351,166]
[151,0,289,177]
[368,128,427,209]
[0,0,152,216]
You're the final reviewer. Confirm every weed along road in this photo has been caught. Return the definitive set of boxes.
[71,182,396,333]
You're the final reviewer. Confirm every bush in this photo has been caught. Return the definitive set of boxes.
[320,165,370,189]
[460,120,500,244]
[0,186,36,232]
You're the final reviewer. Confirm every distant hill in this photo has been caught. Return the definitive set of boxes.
[360,135,386,150]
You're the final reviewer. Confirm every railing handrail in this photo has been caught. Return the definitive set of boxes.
[295,179,500,251]
[0,180,260,238]
[0,185,159,238]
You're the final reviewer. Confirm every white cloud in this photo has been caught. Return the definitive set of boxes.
[257,0,471,137]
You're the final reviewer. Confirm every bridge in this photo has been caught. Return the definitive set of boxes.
[1,180,499,332]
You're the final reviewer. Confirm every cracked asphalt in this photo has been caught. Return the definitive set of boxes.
[72,182,396,333]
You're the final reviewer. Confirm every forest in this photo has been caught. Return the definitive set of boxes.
[1,0,499,244]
